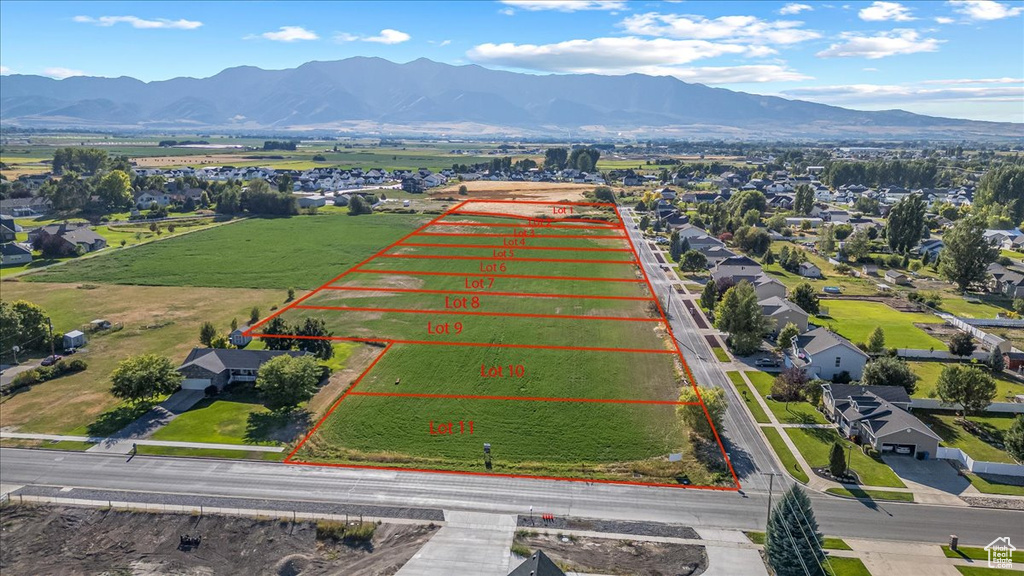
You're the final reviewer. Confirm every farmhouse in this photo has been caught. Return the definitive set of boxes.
[759,296,809,334]
[822,383,940,458]
[785,327,870,381]
[177,348,307,391]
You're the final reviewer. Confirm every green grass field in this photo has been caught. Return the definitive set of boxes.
[747,371,827,425]
[728,372,769,423]
[909,362,1024,401]
[26,213,426,289]
[816,299,944,349]
[917,411,1019,464]
[151,388,280,446]
[786,427,905,488]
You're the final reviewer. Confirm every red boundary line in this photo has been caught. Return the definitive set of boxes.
[377,253,637,265]
[449,199,617,208]
[320,285,655,302]
[250,333,676,354]
[350,269,645,283]
[430,221,618,230]
[415,232,627,239]
[293,304,662,322]
[349,391,701,405]
[263,199,739,491]
[447,209,621,228]
[398,241,633,253]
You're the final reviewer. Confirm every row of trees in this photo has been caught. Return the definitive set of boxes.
[543,147,602,172]
[259,316,335,360]
[820,159,939,189]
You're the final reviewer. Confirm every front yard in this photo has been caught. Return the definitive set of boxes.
[786,427,906,488]
[747,371,828,425]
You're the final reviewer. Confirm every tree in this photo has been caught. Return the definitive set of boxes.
[764,485,826,576]
[714,281,772,355]
[843,228,871,262]
[789,283,820,315]
[777,322,801,351]
[867,326,886,354]
[939,217,999,292]
[636,200,647,212]
[772,366,808,402]
[727,189,767,219]
[680,250,708,272]
[975,165,1024,223]
[638,215,650,229]
[295,317,334,360]
[287,288,295,301]
[861,356,918,394]
[988,347,1005,373]
[249,307,261,325]
[677,386,726,439]
[1005,416,1024,463]
[593,186,615,204]
[110,354,183,404]
[96,170,133,211]
[543,148,568,170]
[230,318,238,332]
[458,184,468,195]
[948,331,976,358]
[829,442,847,478]
[348,194,372,215]
[885,194,927,253]
[816,225,836,255]
[260,317,295,350]
[763,250,776,265]
[936,364,996,418]
[734,226,771,256]
[793,184,815,215]
[669,230,682,262]
[199,321,217,347]
[700,280,718,310]
[255,355,322,411]
[7,300,49,352]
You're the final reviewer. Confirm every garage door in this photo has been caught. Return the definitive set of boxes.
[881,443,916,456]
[181,378,211,390]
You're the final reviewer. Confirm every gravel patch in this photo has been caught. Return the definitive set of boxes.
[961,496,1024,511]
[517,515,699,539]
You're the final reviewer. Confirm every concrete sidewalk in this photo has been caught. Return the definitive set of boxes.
[398,511,516,576]
[87,389,206,454]
[1,431,284,452]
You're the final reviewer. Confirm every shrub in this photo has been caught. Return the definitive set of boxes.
[511,544,533,557]
[316,521,376,543]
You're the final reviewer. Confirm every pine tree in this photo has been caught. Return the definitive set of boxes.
[829,442,847,478]
[199,321,217,347]
[700,280,718,310]
[765,485,827,576]
[669,230,682,262]
[867,326,886,353]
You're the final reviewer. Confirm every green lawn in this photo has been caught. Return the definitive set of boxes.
[825,556,873,576]
[825,487,914,502]
[964,472,1024,496]
[943,546,1024,564]
[745,531,851,550]
[910,362,1024,402]
[136,445,284,461]
[786,428,906,488]
[816,300,944,349]
[712,347,731,362]
[728,372,769,424]
[747,371,828,425]
[26,213,426,289]
[938,297,1013,319]
[917,411,1020,464]
[762,427,810,483]
[150,390,279,446]
[956,567,1024,576]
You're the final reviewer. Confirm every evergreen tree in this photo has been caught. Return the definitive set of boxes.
[199,321,217,347]
[261,317,295,350]
[700,280,718,310]
[764,250,776,265]
[789,283,820,315]
[988,348,1005,373]
[829,442,847,478]
[1005,416,1024,462]
[948,331,976,358]
[669,230,682,262]
[867,326,886,353]
[765,485,827,576]
[295,317,334,360]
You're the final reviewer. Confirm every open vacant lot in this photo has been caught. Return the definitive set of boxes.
[25,213,426,289]
[816,299,945,349]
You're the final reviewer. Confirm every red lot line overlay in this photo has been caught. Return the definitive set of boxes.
[254,199,739,490]
[397,242,633,253]
[321,286,655,302]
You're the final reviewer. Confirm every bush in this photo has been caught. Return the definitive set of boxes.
[2,357,86,395]
[316,521,376,543]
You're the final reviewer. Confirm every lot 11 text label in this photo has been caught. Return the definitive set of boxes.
[430,420,474,435]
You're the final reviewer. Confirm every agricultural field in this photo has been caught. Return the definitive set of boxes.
[23,213,428,289]
[279,200,736,487]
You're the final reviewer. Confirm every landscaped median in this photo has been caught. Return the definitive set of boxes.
[761,427,810,483]
[727,371,769,424]
[825,487,914,502]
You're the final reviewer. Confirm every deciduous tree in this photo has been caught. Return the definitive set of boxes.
[861,356,918,394]
[777,322,801,351]
[936,364,996,418]
[677,386,726,439]
[939,217,999,292]
[110,354,183,404]
[867,326,886,354]
[948,331,976,358]
[789,283,820,315]
[199,321,217,347]
[255,355,321,411]
[714,281,771,355]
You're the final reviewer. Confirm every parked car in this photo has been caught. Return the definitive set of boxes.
[63,348,77,355]
[894,446,912,455]
[755,357,780,367]
[41,355,62,366]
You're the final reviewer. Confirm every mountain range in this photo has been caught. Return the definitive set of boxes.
[1,57,1020,139]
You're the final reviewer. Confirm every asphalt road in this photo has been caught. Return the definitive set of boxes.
[2,448,1020,546]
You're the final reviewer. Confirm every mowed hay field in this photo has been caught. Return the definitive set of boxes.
[0,283,284,435]
[24,214,427,289]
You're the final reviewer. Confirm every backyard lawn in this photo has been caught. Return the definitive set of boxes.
[917,411,1020,464]
[786,427,906,488]
[816,299,944,349]
[910,362,1024,401]
[747,371,828,425]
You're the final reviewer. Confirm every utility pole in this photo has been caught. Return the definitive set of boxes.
[764,472,777,532]
[47,317,55,359]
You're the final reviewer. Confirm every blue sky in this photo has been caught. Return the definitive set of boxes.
[1,0,1022,122]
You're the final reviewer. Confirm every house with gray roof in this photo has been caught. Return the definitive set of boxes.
[822,383,939,458]
[759,296,809,334]
[0,242,32,266]
[28,222,107,256]
[784,326,870,381]
[178,348,307,391]
[988,262,1024,298]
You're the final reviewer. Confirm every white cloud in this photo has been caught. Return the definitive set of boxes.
[949,0,1023,20]
[863,67,879,71]
[782,81,1023,104]
[648,64,813,83]
[440,39,452,47]
[620,12,821,44]
[258,26,318,42]
[499,1,627,12]
[934,16,956,23]
[499,7,516,15]
[72,15,202,29]
[364,29,411,44]
[334,29,411,44]
[42,67,86,79]
[918,77,1024,84]
[0,66,10,74]
[816,29,941,59]
[858,2,916,21]
[779,3,813,15]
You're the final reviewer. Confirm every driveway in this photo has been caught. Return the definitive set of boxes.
[883,455,974,505]
[0,363,40,391]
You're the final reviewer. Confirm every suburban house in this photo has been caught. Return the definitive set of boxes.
[988,263,1024,298]
[508,550,565,576]
[27,223,107,255]
[0,215,19,242]
[822,383,940,458]
[297,194,327,208]
[135,190,172,209]
[177,348,307,391]
[751,275,787,300]
[63,330,87,349]
[916,239,944,258]
[711,256,762,283]
[0,196,52,217]
[759,296,809,334]
[884,270,911,286]
[785,327,870,381]
[0,242,32,266]
[798,262,822,279]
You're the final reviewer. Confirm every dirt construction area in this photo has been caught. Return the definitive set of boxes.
[431,181,593,202]
[0,505,437,576]
[515,532,708,575]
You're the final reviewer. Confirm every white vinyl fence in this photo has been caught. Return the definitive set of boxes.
[935,447,1024,477]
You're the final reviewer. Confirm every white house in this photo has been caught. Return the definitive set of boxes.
[135,191,171,209]
[785,327,870,381]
